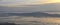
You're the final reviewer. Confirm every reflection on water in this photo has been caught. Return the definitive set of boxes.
[0,16,60,25]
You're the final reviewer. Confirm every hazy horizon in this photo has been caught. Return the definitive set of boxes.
[0,3,60,14]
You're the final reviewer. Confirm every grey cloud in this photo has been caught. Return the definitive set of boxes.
[0,3,60,13]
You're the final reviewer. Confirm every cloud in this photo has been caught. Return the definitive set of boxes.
[0,0,39,6]
[0,0,60,7]
[0,3,60,13]
[0,0,38,4]
[0,0,60,13]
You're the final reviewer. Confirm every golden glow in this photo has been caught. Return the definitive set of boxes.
[32,0,60,4]
[48,0,60,3]
[1,0,60,7]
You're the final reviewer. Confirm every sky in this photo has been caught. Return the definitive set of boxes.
[0,0,60,13]
[0,0,60,7]
[0,0,41,6]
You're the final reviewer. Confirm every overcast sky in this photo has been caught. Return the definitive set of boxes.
[0,0,60,6]
[0,0,60,13]
[0,0,45,4]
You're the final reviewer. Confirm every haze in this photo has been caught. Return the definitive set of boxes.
[0,0,60,13]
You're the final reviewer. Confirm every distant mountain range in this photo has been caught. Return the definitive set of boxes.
[0,12,60,17]
[7,12,49,17]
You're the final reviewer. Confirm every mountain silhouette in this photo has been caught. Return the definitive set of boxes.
[0,12,60,17]
[0,12,59,17]
[19,12,49,17]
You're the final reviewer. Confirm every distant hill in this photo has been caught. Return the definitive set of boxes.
[0,12,60,17]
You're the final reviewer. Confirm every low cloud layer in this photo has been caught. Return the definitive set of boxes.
[0,3,60,13]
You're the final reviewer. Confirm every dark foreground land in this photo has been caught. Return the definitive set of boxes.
[0,22,18,25]
[0,22,60,25]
